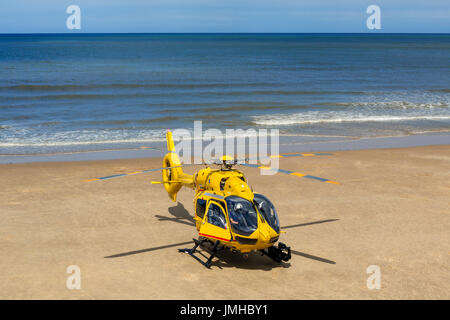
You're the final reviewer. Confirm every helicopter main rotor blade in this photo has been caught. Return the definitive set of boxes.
[151,180,184,184]
[105,240,194,258]
[242,152,333,163]
[138,146,166,153]
[238,163,340,185]
[207,152,333,165]
[84,163,199,182]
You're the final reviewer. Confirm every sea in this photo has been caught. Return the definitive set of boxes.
[0,33,449,159]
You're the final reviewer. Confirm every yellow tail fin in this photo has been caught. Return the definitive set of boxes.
[166,130,176,152]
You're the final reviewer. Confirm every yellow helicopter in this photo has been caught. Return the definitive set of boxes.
[88,130,339,268]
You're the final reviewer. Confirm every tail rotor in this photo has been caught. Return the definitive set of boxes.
[162,131,194,202]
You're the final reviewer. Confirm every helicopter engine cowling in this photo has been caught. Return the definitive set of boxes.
[223,176,253,201]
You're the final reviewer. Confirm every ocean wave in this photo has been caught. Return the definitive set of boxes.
[72,116,180,126]
[406,129,450,135]
[251,113,450,126]
[0,127,276,149]
[429,89,450,93]
[0,138,166,148]
[157,104,313,114]
[0,89,371,102]
[318,101,449,109]
[0,82,280,92]
[0,93,154,101]
[0,129,167,147]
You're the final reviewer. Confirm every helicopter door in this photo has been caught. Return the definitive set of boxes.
[199,200,231,243]
[194,198,207,230]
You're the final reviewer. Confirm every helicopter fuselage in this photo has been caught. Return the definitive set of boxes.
[191,167,281,253]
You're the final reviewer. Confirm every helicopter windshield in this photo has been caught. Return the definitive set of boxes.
[253,194,280,233]
[225,196,258,236]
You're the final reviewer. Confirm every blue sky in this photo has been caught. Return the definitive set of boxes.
[0,0,449,33]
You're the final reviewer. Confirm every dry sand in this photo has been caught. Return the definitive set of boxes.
[0,145,449,299]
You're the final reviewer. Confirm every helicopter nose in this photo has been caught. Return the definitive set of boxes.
[259,228,271,243]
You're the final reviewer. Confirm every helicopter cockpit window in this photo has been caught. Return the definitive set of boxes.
[253,194,280,233]
[196,199,207,219]
[225,196,258,236]
[207,203,227,229]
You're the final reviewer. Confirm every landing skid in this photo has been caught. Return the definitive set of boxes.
[261,242,291,262]
[178,238,224,268]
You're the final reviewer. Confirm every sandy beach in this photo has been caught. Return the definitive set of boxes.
[0,145,449,299]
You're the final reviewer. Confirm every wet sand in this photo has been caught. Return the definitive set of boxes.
[0,145,449,299]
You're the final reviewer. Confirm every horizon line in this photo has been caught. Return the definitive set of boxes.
[1,32,449,35]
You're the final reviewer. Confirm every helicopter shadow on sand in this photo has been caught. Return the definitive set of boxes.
[154,202,196,227]
[105,202,338,270]
[155,203,287,271]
